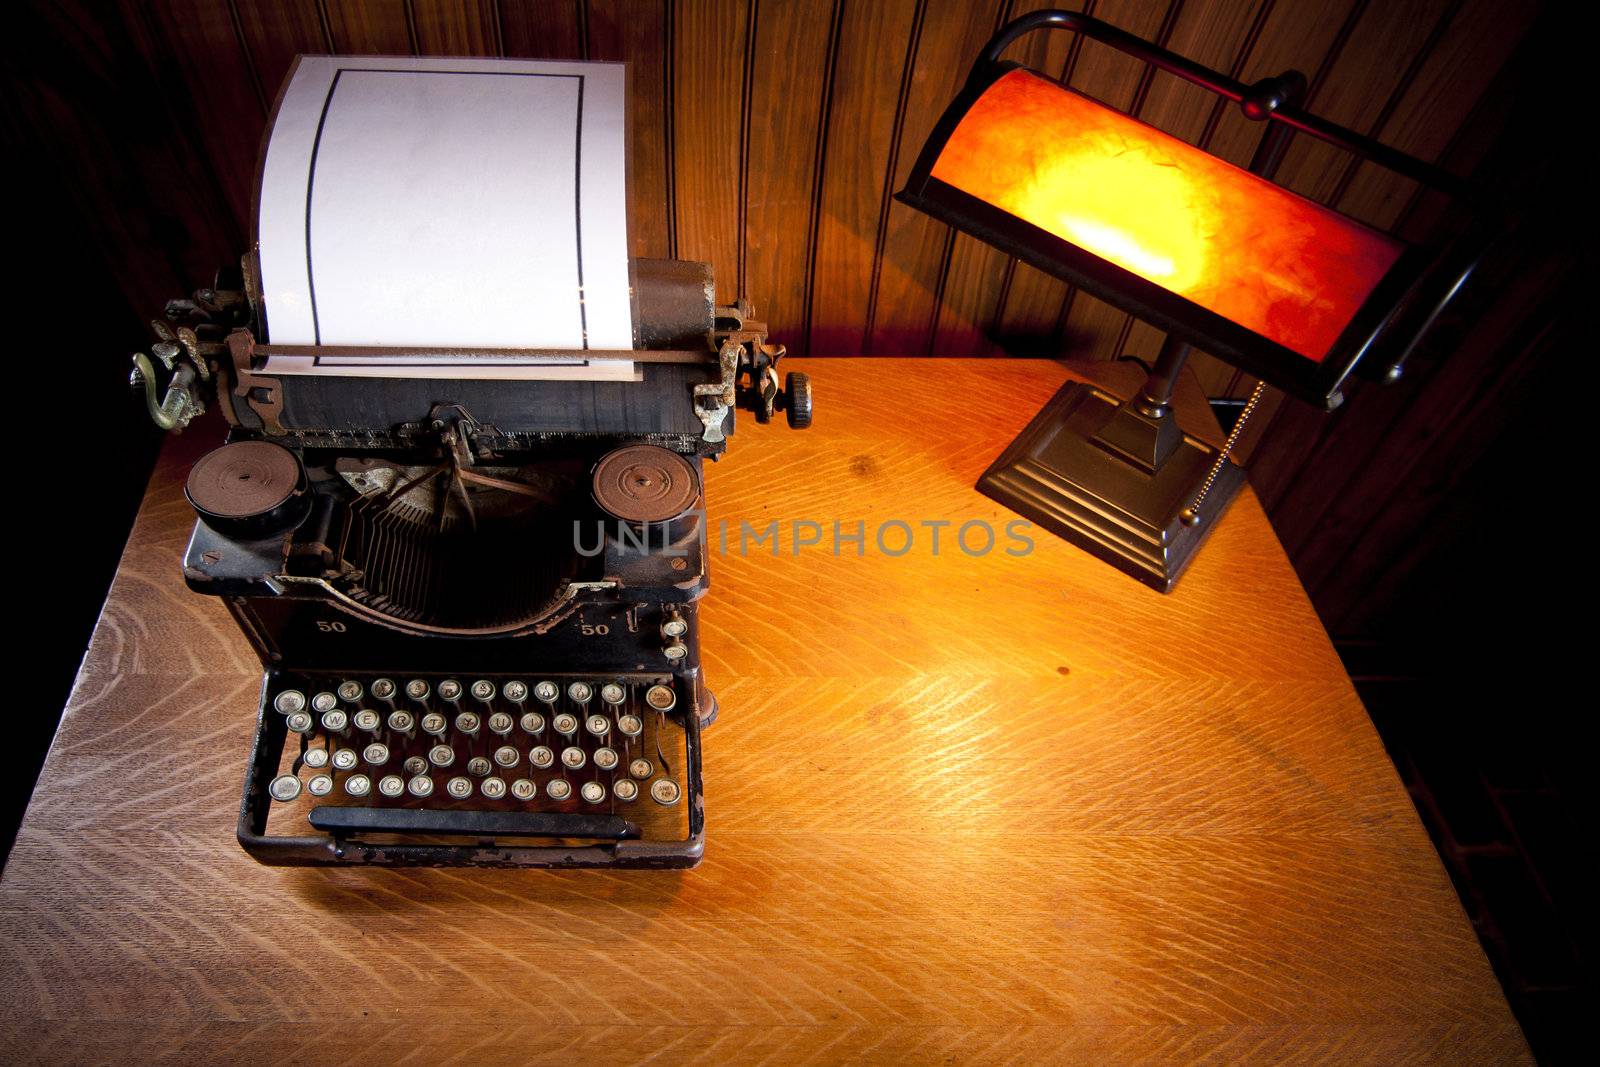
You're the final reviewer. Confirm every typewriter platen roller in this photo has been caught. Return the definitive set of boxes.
[132,254,810,868]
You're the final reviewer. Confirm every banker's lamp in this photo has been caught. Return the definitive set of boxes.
[897,10,1478,591]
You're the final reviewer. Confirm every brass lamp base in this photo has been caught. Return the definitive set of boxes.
[978,380,1246,593]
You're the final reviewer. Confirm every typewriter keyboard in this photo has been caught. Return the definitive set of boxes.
[261,674,690,829]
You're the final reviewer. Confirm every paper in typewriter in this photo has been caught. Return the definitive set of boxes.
[256,56,635,380]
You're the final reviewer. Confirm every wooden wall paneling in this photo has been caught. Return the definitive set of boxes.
[866,0,1006,355]
[741,0,839,343]
[1051,0,1176,362]
[409,0,501,55]
[805,0,921,354]
[671,0,752,305]
[498,0,585,58]
[119,1,264,237]
[320,0,415,53]
[232,1,331,105]
[587,0,673,258]
[1332,0,1535,232]
[9,2,241,319]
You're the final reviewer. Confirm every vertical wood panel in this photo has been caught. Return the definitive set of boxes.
[743,0,837,338]
[321,0,414,52]
[410,0,500,54]
[232,1,330,101]
[671,0,751,304]
[868,0,1004,355]
[587,0,672,258]
[499,0,584,58]
[806,0,920,354]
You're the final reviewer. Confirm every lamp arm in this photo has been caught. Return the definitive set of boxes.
[976,9,1470,198]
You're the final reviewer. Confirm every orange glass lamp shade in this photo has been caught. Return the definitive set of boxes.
[930,69,1402,363]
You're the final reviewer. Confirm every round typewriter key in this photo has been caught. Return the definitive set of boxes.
[274,690,306,715]
[618,714,644,738]
[546,779,572,801]
[353,709,381,733]
[268,774,302,802]
[510,778,537,801]
[437,679,463,702]
[644,684,676,712]
[552,713,579,736]
[533,681,559,704]
[600,683,626,706]
[454,712,481,737]
[629,758,653,779]
[332,748,358,771]
[403,755,428,776]
[377,774,405,798]
[470,679,496,702]
[405,679,430,701]
[661,617,689,638]
[502,680,529,704]
[407,775,434,798]
[488,712,514,736]
[387,710,416,734]
[446,776,473,799]
[519,712,546,734]
[612,779,639,802]
[466,756,492,777]
[362,742,390,765]
[594,747,619,771]
[311,691,339,713]
[321,709,349,733]
[663,641,688,663]
[286,711,315,735]
[337,680,363,702]
[580,781,606,804]
[529,745,555,769]
[481,776,507,799]
[567,681,593,704]
[650,779,681,806]
[420,712,448,736]
[303,747,330,769]
[493,745,520,768]
[586,714,610,737]
[307,774,334,797]
[371,678,397,701]
[428,744,456,768]
[561,746,587,770]
[343,774,372,798]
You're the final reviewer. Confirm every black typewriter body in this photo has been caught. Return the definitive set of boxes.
[135,257,811,868]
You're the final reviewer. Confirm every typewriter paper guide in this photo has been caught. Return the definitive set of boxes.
[256,55,635,381]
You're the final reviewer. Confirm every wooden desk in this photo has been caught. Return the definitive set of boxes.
[1,359,1525,1063]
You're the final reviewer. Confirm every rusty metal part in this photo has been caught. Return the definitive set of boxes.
[224,329,285,435]
[186,441,304,520]
[592,444,700,523]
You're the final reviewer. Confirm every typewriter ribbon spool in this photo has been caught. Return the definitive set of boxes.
[184,440,309,537]
[592,444,701,525]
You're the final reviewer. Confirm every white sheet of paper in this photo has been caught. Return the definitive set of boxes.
[256,56,634,375]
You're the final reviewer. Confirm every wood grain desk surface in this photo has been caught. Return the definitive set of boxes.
[1,359,1525,1064]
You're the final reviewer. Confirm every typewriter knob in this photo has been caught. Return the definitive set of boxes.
[781,372,813,430]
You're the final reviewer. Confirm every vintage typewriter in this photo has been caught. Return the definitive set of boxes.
[130,253,809,868]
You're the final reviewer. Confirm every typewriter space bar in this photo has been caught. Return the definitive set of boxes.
[309,806,640,839]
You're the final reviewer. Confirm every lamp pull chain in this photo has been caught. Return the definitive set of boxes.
[1180,380,1267,527]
